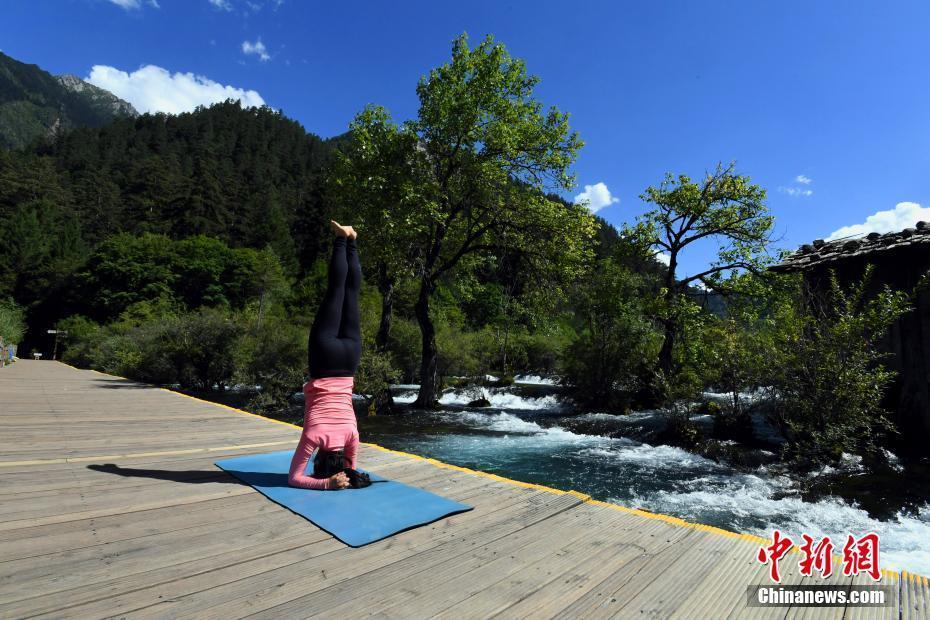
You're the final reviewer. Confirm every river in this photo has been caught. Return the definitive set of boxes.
[356,374,930,577]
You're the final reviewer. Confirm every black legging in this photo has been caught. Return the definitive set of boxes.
[308,236,362,378]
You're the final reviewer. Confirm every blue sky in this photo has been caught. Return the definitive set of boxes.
[3,0,930,276]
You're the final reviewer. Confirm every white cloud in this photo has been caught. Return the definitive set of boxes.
[241,39,270,61]
[86,64,265,114]
[573,182,619,213]
[779,174,814,198]
[780,186,814,197]
[108,0,159,9]
[208,0,233,10]
[655,252,671,266]
[826,202,930,241]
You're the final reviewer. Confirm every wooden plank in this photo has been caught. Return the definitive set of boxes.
[483,528,656,619]
[13,534,339,620]
[843,571,900,620]
[545,527,709,618]
[3,476,500,619]
[34,483,549,619]
[1,494,262,558]
[380,505,640,619]
[0,465,492,561]
[125,492,583,619]
[664,537,770,619]
[0,508,315,603]
[901,571,930,620]
[0,485,255,532]
[430,508,705,619]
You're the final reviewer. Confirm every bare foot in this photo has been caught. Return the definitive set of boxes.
[346,226,357,240]
[330,220,351,237]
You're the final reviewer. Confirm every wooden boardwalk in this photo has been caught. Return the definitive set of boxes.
[0,360,926,619]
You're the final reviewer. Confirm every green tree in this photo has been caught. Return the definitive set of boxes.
[235,246,290,329]
[125,156,180,235]
[56,315,102,368]
[75,233,177,320]
[70,169,123,241]
[172,236,234,308]
[327,105,426,351]
[181,146,228,237]
[631,162,773,401]
[0,198,88,309]
[404,33,593,407]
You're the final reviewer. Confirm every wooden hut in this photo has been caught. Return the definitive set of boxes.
[771,222,930,446]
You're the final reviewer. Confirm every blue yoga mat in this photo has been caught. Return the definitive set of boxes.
[214,449,473,547]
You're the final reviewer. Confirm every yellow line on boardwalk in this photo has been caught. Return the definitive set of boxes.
[73,363,909,580]
[156,386,303,431]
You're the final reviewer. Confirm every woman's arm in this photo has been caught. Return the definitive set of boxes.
[288,468,332,490]
[343,430,359,470]
[288,434,330,490]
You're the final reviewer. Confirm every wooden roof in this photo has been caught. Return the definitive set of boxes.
[772,221,930,272]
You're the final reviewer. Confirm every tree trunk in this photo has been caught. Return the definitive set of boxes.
[657,317,677,378]
[498,279,516,376]
[501,325,510,376]
[651,255,680,405]
[375,262,394,352]
[413,278,439,408]
[256,289,266,330]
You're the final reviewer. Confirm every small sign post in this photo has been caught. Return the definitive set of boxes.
[47,329,68,361]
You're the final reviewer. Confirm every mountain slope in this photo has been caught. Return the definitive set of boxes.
[0,51,137,149]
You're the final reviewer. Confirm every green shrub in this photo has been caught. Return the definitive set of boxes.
[521,327,570,374]
[161,309,241,391]
[354,347,402,415]
[386,317,421,382]
[235,318,307,416]
[436,323,483,380]
[62,307,242,391]
[57,315,102,368]
[767,267,912,469]
[658,404,705,450]
[0,298,25,345]
[561,258,661,411]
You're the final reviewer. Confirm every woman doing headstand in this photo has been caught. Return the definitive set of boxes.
[288,220,361,491]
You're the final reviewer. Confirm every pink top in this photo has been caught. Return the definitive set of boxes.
[287,376,359,490]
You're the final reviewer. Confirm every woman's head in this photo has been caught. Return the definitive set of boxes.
[312,449,345,478]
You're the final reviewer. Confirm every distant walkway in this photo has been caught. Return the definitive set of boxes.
[0,360,926,618]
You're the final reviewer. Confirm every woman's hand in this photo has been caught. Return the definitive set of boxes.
[328,471,349,490]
